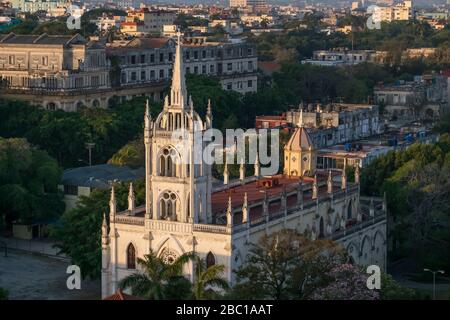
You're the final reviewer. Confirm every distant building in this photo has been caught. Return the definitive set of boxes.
[374,74,448,121]
[372,0,415,23]
[286,103,381,147]
[121,8,177,36]
[106,36,258,94]
[59,164,145,213]
[302,49,388,67]
[0,33,112,110]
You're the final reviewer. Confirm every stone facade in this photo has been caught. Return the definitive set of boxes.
[101,34,387,298]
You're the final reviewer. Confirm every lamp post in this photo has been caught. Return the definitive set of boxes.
[423,268,444,300]
[85,142,95,167]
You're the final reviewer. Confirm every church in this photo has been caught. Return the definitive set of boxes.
[101,34,387,298]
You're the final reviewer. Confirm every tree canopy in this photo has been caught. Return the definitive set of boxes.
[0,137,64,229]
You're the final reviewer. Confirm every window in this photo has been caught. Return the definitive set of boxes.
[226,83,232,90]
[202,65,206,74]
[347,200,352,220]
[247,80,253,88]
[127,243,136,269]
[194,66,198,74]
[227,63,232,71]
[319,217,324,239]
[202,50,206,59]
[210,65,214,73]
[206,252,216,268]
[130,72,137,81]
[159,147,179,177]
[194,51,198,60]
[247,48,253,56]
[159,69,164,78]
[140,54,145,63]
[248,61,253,71]
[130,55,136,64]
[42,56,48,66]
[150,54,155,63]
[186,67,190,74]
[141,71,146,80]
[150,70,155,80]
[168,52,173,61]
[8,55,14,65]
[160,191,178,221]
[159,53,164,62]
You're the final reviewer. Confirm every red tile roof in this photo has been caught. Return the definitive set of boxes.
[103,289,143,300]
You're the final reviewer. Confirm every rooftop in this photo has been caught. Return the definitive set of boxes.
[0,33,86,46]
[61,164,145,189]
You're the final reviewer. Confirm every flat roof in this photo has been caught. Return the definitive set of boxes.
[61,164,145,189]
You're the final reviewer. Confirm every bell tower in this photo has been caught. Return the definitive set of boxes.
[147,31,212,224]
[284,110,316,177]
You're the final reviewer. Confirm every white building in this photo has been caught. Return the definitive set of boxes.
[101,34,387,298]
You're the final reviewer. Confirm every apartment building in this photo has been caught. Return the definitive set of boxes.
[0,33,112,110]
[302,49,388,67]
[372,0,415,23]
[121,8,177,36]
[374,74,448,121]
[107,36,258,94]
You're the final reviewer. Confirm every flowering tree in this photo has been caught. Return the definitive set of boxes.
[311,264,379,300]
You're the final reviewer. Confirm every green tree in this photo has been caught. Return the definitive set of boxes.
[119,250,194,300]
[232,229,346,300]
[51,180,145,279]
[0,137,64,229]
[191,255,229,300]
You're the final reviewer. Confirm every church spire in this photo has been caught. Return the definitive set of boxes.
[170,30,187,109]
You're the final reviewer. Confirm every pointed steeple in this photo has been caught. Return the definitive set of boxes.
[254,153,260,178]
[239,159,245,182]
[206,99,213,129]
[101,212,109,246]
[223,159,229,185]
[170,31,187,109]
[341,168,347,190]
[109,185,116,218]
[128,182,135,213]
[242,192,249,224]
[226,196,233,227]
[312,174,318,199]
[327,170,333,194]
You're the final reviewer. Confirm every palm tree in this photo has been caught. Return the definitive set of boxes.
[119,250,194,300]
[191,256,229,300]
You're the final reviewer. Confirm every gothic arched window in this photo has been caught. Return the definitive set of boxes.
[347,200,353,220]
[319,217,324,239]
[127,243,136,269]
[160,191,178,221]
[206,252,216,268]
[159,146,179,177]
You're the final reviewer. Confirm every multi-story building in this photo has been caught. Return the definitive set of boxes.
[286,103,381,146]
[101,36,387,297]
[107,36,258,94]
[372,0,415,23]
[121,8,177,36]
[230,0,247,8]
[302,49,388,67]
[374,74,448,121]
[91,14,125,32]
[0,33,112,110]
